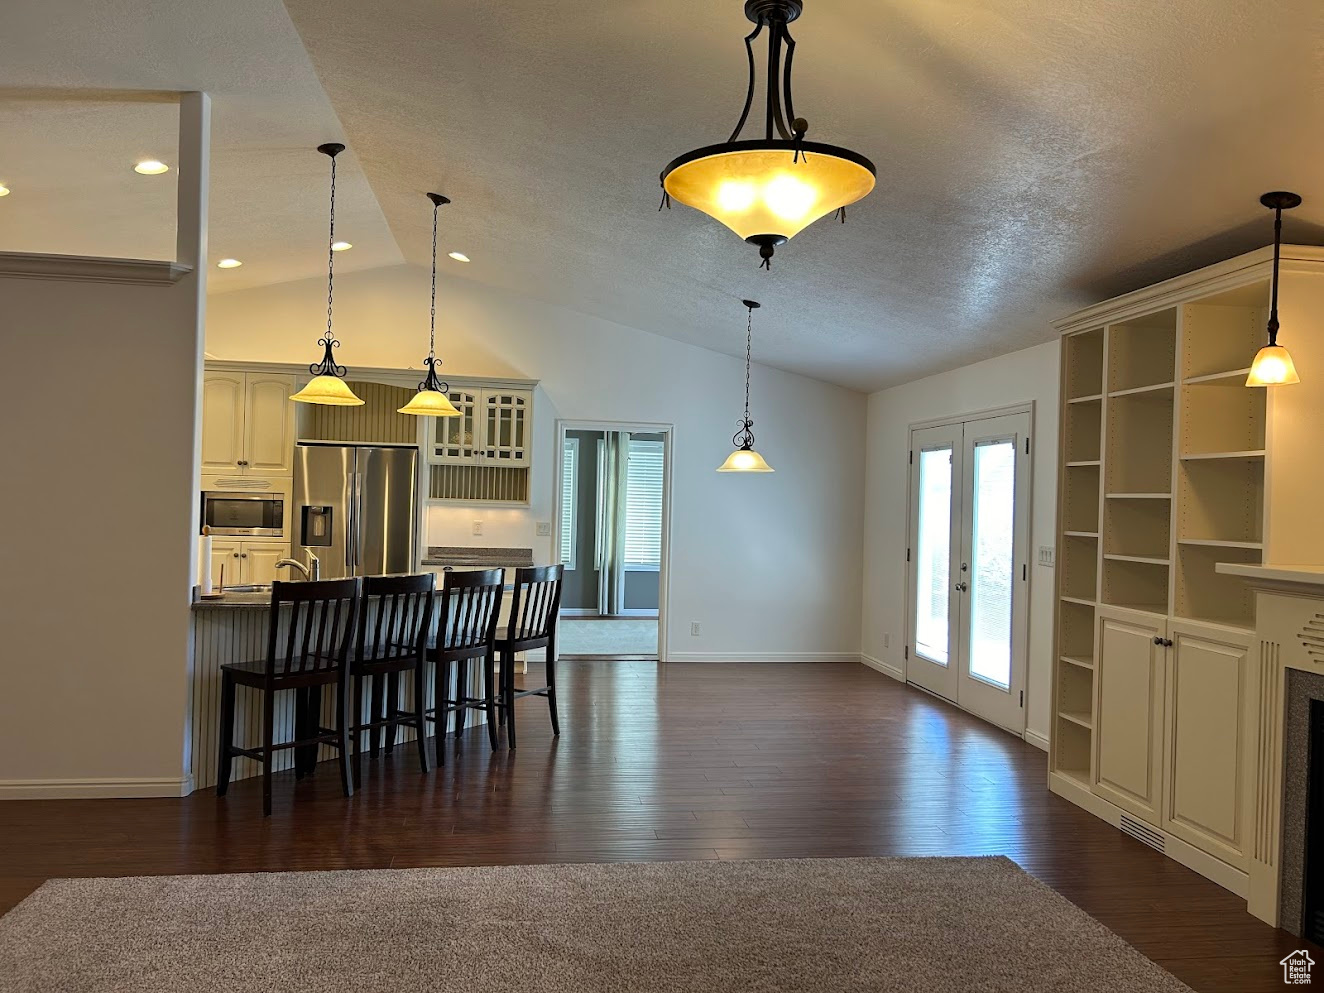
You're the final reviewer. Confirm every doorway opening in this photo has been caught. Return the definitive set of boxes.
[555,422,672,661]
[905,406,1032,734]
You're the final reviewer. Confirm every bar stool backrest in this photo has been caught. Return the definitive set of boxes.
[357,573,436,664]
[267,578,362,678]
[506,565,564,644]
[439,568,505,653]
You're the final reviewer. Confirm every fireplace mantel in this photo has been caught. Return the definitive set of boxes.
[1217,563,1324,926]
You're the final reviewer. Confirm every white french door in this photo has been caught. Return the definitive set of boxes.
[906,410,1031,734]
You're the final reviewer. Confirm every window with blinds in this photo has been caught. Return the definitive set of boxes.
[624,438,664,569]
[560,437,578,570]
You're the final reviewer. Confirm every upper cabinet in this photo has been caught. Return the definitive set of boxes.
[430,387,531,467]
[201,371,296,476]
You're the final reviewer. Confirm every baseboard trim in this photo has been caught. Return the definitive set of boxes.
[666,652,862,664]
[859,654,904,682]
[0,776,192,799]
[1023,728,1050,752]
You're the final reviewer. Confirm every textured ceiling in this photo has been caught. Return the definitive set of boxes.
[4,1,1324,390]
[0,0,401,291]
[282,0,1324,390]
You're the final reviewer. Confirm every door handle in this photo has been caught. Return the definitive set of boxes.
[955,582,968,592]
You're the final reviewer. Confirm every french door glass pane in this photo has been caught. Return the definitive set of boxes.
[915,447,953,666]
[968,440,1015,689]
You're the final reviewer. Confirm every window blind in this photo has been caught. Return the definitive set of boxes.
[624,439,664,568]
[560,438,578,570]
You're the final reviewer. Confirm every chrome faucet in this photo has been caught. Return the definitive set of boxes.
[275,551,320,582]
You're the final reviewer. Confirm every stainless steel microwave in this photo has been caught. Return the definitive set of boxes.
[201,491,285,537]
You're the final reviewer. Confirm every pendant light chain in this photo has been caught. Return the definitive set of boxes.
[744,305,753,425]
[326,150,337,339]
[429,196,439,360]
[1268,204,1282,345]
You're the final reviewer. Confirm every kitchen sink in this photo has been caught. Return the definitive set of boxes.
[220,584,273,593]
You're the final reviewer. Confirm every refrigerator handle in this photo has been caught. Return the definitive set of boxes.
[352,472,362,570]
[345,472,356,570]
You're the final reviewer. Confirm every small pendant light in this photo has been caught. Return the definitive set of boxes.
[398,193,462,417]
[290,143,364,406]
[717,299,775,472]
[1246,191,1302,387]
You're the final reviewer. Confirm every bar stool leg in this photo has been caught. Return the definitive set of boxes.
[352,672,365,787]
[216,672,236,796]
[484,652,499,751]
[369,674,384,757]
[503,648,517,750]
[261,686,276,817]
[337,675,354,799]
[432,657,448,766]
[454,659,469,739]
[385,673,400,754]
[413,661,430,774]
[545,644,561,737]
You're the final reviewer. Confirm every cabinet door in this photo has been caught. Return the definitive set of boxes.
[1161,620,1252,868]
[480,389,531,466]
[242,374,296,476]
[210,539,242,588]
[1092,606,1166,826]
[432,390,480,463]
[242,542,288,586]
[200,372,246,472]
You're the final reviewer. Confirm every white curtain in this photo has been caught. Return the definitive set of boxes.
[595,431,629,616]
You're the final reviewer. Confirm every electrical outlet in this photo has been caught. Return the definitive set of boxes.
[884,633,891,649]
[472,520,484,536]
[1038,545,1055,567]
[535,521,551,537]
[690,622,701,637]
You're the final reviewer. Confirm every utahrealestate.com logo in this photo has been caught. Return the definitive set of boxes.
[1282,950,1315,984]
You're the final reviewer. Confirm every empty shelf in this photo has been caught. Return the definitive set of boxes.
[1109,381,1175,398]
[1054,767,1091,790]
[1063,531,1099,538]
[1104,553,1170,566]
[1177,538,1263,550]
[1066,460,1102,468]
[1058,710,1094,730]
[1060,655,1095,671]
[1106,492,1171,500]
[1060,595,1097,608]
[1183,367,1253,386]
[1106,601,1168,618]
[1068,393,1103,404]
[1179,450,1265,462]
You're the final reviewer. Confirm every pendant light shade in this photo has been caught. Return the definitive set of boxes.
[660,0,875,269]
[1246,191,1302,387]
[717,299,775,473]
[399,192,462,417]
[291,143,363,406]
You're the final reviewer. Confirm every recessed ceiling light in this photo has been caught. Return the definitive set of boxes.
[216,258,243,269]
[134,160,170,176]
[331,241,353,251]
[448,251,470,263]
[0,183,10,197]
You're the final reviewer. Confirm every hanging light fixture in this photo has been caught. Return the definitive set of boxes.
[290,143,364,406]
[1246,191,1303,386]
[399,193,462,417]
[718,300,775,472]
[660,0,875,270]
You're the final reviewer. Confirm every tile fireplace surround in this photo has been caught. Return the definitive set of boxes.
[1219,563,1324,931]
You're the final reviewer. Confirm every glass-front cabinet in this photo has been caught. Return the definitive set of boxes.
[429,386,531,467]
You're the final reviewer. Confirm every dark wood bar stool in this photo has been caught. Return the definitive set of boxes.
[350,573,436,786]
[497,564,564,749]
[426,568,504,757]
[216,578,361,816]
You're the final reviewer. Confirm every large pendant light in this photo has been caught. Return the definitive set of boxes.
[718,300,775,472]
[398,193,462,417]
[660,0,875,269]
[1246,191,1302,386]
[290,143,364,406]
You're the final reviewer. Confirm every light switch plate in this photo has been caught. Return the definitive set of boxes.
[690,622,701,637]
[535,521,551,537]
[1038,546,1055,567]
[472,521,484,536]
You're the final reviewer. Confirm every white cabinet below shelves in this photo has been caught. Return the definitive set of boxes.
[201,371,296,476]
[429,388,531,467]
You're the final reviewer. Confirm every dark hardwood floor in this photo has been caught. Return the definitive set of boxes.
[0,662,1312,990]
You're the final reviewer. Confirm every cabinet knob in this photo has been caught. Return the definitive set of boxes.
[1153,635,1163,645]
[233,552,240,558]
[241,553,248,559]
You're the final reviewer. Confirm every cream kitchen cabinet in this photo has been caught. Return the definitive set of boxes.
[1092,606,1167,827]
[201,370,296,476]
[208,539,289,587]
[429,387,531,467]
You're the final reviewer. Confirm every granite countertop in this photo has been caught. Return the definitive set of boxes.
[421,546,535,569]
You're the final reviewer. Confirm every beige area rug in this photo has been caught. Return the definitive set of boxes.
[0,857,1191,992]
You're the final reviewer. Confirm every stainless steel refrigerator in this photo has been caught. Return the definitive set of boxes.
[293,445,418,579]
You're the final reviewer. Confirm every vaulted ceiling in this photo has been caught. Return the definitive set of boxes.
[3,0,1324,390]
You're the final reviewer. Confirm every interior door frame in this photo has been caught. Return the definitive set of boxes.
[902,401,1035,734]
[553,419,674,663]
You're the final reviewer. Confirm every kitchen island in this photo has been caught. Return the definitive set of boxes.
[187,564,539,793]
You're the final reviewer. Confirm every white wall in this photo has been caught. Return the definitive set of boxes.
[0,273,202,794]
[861,340,1060,743]
[207,264,867,661]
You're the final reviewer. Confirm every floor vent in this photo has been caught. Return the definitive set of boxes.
[1119,815,1165,852]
